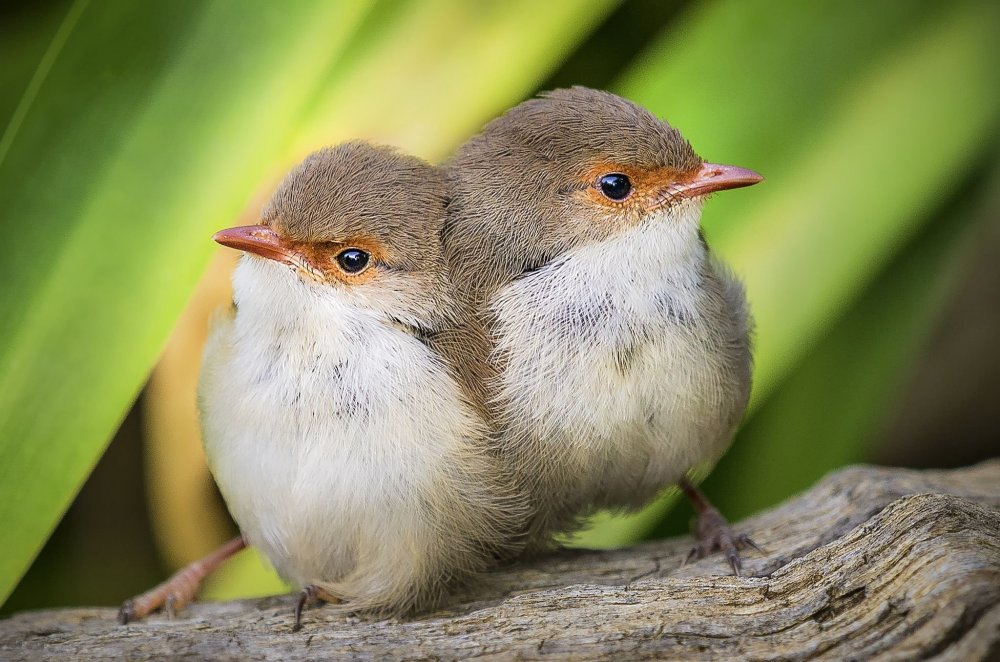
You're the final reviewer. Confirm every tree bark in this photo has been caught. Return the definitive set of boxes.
[2,461,998,661]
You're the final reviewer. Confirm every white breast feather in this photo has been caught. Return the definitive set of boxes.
[199,258,512,612]
[491,203,742,512]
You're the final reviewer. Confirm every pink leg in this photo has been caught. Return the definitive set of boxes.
[119,535,247,624]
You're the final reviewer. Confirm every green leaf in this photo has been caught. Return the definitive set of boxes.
[0,1,72,131]
[574,0,1000,547]
[289,0,620,160]
[0,0,375,606]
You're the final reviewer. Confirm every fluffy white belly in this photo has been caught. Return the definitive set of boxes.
[198,260,503,602]
[491,216,744,512]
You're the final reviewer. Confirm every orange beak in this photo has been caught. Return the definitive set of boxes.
[678,162,763,198]
[653,163,763,209]
[213,225,301,267]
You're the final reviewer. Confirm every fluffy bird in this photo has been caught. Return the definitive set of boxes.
[122,143,526,628]
[442,87,762,570]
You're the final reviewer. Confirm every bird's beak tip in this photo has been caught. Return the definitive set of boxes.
[211,224,295,265]
[698,163,764,190]
[665,162,764,202]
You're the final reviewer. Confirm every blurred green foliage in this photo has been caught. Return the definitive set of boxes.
[0,0,375,606]
[1,0,997,610]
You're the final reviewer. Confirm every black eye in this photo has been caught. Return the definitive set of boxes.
[336,248,370,274]
[598,173,632,201]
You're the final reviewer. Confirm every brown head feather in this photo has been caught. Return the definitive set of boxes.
[443,87,702,301]
[263,141,449,274]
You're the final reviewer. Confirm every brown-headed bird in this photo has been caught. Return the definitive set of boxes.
[442,87,762,572]
[122,143,526,629]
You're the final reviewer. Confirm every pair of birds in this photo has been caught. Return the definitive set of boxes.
[120,87,762,629]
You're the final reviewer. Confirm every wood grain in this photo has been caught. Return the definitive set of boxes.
[2,461,998,661]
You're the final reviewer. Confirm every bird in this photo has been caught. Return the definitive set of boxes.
[120,142,526,629]
[441,87,763,572]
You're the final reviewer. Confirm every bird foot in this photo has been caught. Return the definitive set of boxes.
[118,569,201,624]
[685,507,762,577]
[293,584,342,632]
[118,536,247,624]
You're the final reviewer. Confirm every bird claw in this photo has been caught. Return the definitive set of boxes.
[293,584,342,632]
[118,585,193,624]
[117,600,135,625]
[116,536,247,625]
[293,586,318,632]
[687,509,762,577]
[165,594,183,619]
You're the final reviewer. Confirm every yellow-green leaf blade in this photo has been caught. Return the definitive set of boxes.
[0,0,373,605]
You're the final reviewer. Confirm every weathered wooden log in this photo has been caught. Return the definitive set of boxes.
[2,461,998,661]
